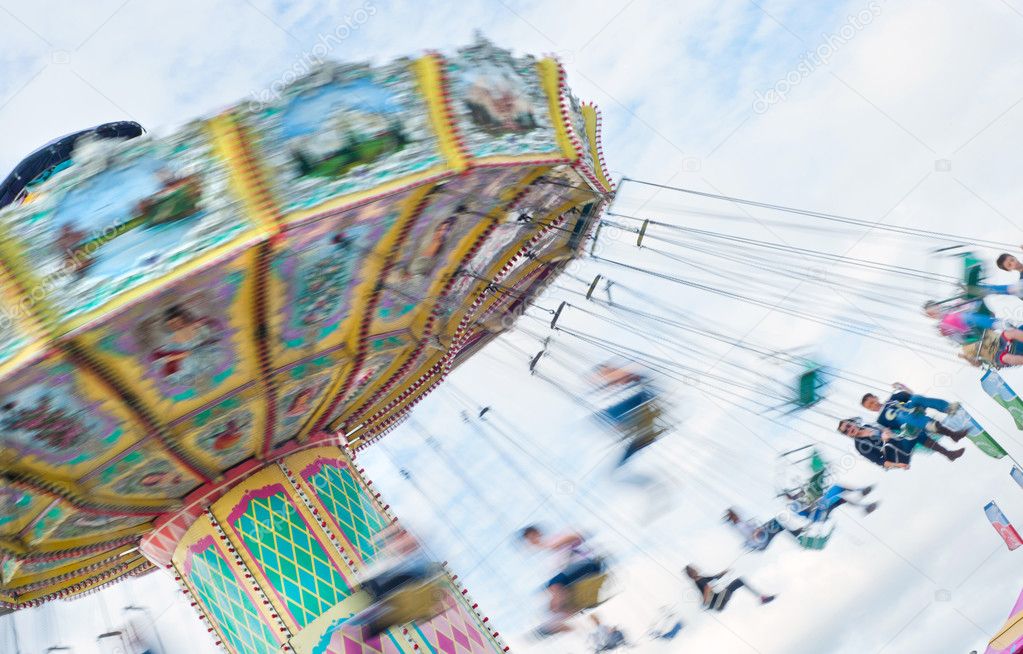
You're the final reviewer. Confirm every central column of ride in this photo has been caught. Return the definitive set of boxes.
[170,446,506,654]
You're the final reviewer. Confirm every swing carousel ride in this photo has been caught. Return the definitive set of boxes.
[0,38,613,653]
[3,31,1023,654]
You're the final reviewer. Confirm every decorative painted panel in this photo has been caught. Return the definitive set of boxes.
[312,621,412,654]
[170,383,266,472]
[240,61,445,219]
[446,40,560,161]
[270,350,348,446]
[267,189,412,368]
[30,506,149,546]
[322,346,411,432]
[80,249,259,420]
[84,441,202,501]
[0,353,143,480]
[226,483,351,628]
[0,486,47,537]
[299,456,390,566]
[411,583,505,654]
[184,535,281,654]
[0,122,260,329]
[374,167,529,331]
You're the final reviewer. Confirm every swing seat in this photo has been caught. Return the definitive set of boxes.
[569,572,610,611]
[803,467,830,505]
[357,575,446,635]
[892,407,926,441]
[613,395,665,444]
[797,524,834,550]
[797,367,825,407]
[606,391,655,423]
[965,264,983,288]
[962,252,985,299]
[962,329,1022,368]
[798,533,831,550]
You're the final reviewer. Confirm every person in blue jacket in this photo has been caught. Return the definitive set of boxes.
[860,382,968,440]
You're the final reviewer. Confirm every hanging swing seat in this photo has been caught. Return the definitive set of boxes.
[353,573,446,636]
[796,366,827,408]
[802,451,831,503]
[777,447,835,550]
[569,571,611,611]
[891,408,947,454]
[797,523,835,550]
[961,251,986,300]
[763,361,830,414]
[961,329,1023,369]
[601,383,665,445]
[777,447,832,506]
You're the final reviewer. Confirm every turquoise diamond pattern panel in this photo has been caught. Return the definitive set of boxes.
[308,462,389,564]
[233,489,351,628]
[188,543,279,654]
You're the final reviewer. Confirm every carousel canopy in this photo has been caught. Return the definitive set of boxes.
[0,37,611,608]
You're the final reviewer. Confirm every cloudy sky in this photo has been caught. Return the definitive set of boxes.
[3,1,1023,653]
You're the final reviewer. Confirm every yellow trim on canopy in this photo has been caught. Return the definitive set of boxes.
[9,554,140,601]
[0,268,49,382]
[30,522,150,555]
[415,54,468,173]
[57,557,151,601]
[3,546,126,588]
[581,104,613,192]
[209,113,280,233]
[0,220,62,340]
[538,58,580,163]
[326,344,417,434]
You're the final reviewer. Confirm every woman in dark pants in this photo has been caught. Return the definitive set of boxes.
[684,565,775,611]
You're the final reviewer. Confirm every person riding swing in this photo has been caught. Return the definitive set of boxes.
[521,525,608,636]
[352,526,444,636]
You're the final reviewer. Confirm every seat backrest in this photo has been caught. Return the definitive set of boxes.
[570,573,608,610]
